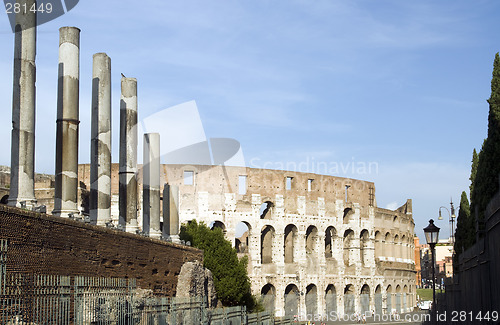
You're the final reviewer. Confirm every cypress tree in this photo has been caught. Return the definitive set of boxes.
[470,53,500,228]
[454,191,470,257]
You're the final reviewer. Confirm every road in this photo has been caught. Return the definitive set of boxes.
[294,311,430,324]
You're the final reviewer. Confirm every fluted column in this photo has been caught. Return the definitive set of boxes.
[53,26,80,218]
[90,53,111,225]
[9,0,37,209]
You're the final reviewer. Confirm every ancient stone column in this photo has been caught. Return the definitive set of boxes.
[8,0,37,209]
[90,53,111,226]
[119,77,138,232]
[53,27,80,218]
[163,183,180,242]
[143,133,161,238]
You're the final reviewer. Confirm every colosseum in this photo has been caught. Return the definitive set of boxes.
[78,163,415,319]
[0,162,416,319]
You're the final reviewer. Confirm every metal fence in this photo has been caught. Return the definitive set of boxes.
[0,239,289,325]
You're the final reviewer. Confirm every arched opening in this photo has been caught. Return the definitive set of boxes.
[386,285,393,314]
[343,208,354,224]
[394,235,400,260]
[325,284,337,314]
[343,229,355,266]
[0,195,8,204]
[360,229,369,266]
[325,226,336,258]
[306,226,319,271]
[385,233,392,259]
[284,224,298,263]
[401,235,406,260]
[235,221,251,254]
[261,284,276,313]
[374,231,383,259]
[261,225,275,264]
[344,284,355,316]
[260,201,274,219]
[360,284,370,314]
[210,220,226,231]
[403,285,408,312]
[305,284,318,317]
[395,285,402,314]
[284,284,299,319]
[375,285,382,316]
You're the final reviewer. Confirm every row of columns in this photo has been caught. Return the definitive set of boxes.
[7,15,180,240]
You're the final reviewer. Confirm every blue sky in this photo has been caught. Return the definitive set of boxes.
[1,0,499,240]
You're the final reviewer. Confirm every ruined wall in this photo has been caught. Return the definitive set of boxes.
[0,204,202,296]
[156,164,416,318]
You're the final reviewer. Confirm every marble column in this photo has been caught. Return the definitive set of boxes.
[119,77,138,232]
[90,53,111,226]
[143,133,161,238]
[53,26,80,218]
[8,0,37,209]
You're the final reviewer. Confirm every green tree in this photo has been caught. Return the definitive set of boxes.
[470,53,500,228]
[180,220,258,310]
[454,191,470,260]
[469,149,478,196]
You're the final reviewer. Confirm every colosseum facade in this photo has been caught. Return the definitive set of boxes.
[2,163,416,319]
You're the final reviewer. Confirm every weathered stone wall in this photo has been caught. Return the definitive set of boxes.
[154,164,415,318]
[444,191,500,324]
[1,164,416,317]
[0,204,202,296]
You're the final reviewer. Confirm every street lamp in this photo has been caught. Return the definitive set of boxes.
[438,199,455,246]
[424,219,440,323]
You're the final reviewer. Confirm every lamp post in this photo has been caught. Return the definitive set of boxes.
[424,219,440,323]
[438,199,455,246]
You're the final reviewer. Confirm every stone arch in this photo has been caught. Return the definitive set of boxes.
[284,284,299,319]
[284,224,298,263]
[393,234,400,260]
[385,232,392,259]
[343,208,354,224]
[260,201,274,219]
[374,231,383,259]
[403,285,408,312]
[360,229,369,266]
[360,284,370,314]
[325,226,336,258]
[325,284,337,314]
[261,225,275,264]
[306,226,319,271]
[375,285,383,315]
[0,195,8,204]
[261,283,276,313]
[386,285,393,313]
[235,221,251,254]
[401,234,407,260]
[306,284,318,317]
[395,285,402,313]
[343,229,355,266]
[344,284,355,315]
[210,220,226,231]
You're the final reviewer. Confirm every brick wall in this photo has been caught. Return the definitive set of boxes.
[0,204,202,296]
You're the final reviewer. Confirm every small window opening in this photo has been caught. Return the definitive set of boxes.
[308,179,314,192]
[286,177,293,190]
[184,171,194,185]
[238,175,247,195]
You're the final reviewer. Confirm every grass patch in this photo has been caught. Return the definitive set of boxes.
[417,288,444,301]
